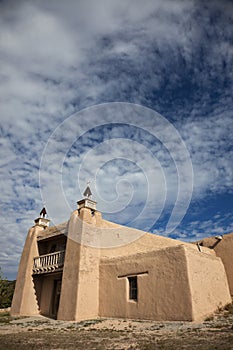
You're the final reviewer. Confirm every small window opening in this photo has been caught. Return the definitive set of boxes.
[128,276,138,301]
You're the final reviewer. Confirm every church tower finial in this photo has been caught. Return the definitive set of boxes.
[40,207,47,218]
[83,182,92,198]
[34,206,50,228]
[77,182,96,212]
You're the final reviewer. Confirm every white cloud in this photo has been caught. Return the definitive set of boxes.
[177,214,233,242]
[0,0,232,278]
[179,106,233,197]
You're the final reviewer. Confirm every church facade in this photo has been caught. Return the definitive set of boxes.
[11,190,232,322]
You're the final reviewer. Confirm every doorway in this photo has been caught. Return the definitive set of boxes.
[51,279,62,319]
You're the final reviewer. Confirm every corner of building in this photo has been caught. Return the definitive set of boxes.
[183,244,231,321]
[198,232,233,296]
[57,204,101,321]
[11,224,45,316]
[99,244,194,321]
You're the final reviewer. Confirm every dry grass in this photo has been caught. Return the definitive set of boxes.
[0,305,233,350]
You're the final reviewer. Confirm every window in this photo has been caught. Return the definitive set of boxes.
[128,276,138,301]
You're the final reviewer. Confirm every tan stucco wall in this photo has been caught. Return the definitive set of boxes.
[11,225,43,316]
[57,213,82,321]
[99,244,231,321]
[184,246,231,321]
[39,274,60,317]
[57,209,100,321]
[99,245,193,321]
[199,233,233,295]
[58,210,229,322]
[57,209,217,321]
[39,276,53,317]
[11,206,232,322]
[99,230,214,260]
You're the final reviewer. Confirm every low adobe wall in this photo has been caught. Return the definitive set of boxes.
[99,245,193,321]
[184,246,231,321]
[199,233,233,295]
[99,244,231,321]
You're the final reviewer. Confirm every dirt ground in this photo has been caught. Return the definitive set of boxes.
[0,308,233,350]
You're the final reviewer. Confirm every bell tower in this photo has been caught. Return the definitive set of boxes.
[57,184,101,321]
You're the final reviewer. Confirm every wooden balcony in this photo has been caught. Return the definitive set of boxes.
[32,250,65,275]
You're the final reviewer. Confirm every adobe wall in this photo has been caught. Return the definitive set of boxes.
[95,217,215,258]
[39,272,62,318]
[199,233,233,295]
[58,210,222,322]
[11,226,42,316]
[100,243,231,321]
[184,246,231,321]
[99,245,193,321]
[12,205,232,322]
[57,209,100,321]
[39,275,53,317]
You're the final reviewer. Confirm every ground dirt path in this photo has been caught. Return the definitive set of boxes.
[0,309,233,349]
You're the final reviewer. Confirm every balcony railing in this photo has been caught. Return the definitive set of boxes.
[32,250,65,275]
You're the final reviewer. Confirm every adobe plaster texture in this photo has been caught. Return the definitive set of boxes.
[11,203,232,322]
[11,226,42,316]
[198,233,233,295]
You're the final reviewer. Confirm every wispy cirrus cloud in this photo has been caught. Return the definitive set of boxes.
[0,0,232,278]
[157,213,233,242]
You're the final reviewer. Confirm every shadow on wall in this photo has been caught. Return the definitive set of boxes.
[33,273,62,319]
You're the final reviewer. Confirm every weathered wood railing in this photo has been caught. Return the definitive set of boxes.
[32,250,65,274]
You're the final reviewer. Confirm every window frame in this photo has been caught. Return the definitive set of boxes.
[128,276,138,301]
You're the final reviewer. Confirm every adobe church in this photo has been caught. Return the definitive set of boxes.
[11,186,232,322]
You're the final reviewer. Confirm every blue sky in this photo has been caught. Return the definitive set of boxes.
[0,0,232,279]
